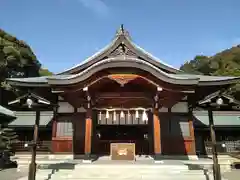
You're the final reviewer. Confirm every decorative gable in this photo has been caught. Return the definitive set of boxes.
[108,44,137,57]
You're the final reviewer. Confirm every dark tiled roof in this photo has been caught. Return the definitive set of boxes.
[0,105,15,117]
[174,74,238,82]
[193,111,240,126]
[8,111,53,127]
[7,73,239,86]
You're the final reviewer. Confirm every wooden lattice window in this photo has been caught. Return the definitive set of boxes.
[56,116,73,137]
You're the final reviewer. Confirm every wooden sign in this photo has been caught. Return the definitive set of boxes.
[110,143,135,161]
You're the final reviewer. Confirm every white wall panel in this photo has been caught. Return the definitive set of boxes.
[77,107,86,112]
[171,102,188,113]
[159,107,168,112]
[58,102,74,113]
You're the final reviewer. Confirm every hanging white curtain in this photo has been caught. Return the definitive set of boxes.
[135,110,139,119]
[142,110,148,122]
[113,111,117,121]
[106,110,109,119]
[120,110,124,118]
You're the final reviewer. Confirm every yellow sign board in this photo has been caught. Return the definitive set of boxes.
[110,143,135,161]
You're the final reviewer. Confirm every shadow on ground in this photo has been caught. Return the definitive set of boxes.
[37,162,76,180]
[185,163,212,180]
[38,162,76,170]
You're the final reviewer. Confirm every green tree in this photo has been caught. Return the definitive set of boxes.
[39,68,53,76]
[0,28,52,88]
[180,45,240,99]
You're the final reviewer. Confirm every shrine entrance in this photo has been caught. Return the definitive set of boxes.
[94,109,153,155]
[61,72,189,160]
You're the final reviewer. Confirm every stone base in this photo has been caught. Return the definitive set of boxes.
[153,154,163,161]
[82,153,93,163]
[188,155,199,160]
[82,159,92,163]
[154,160,164,164]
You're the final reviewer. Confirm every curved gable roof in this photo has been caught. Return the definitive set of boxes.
[59,25,181,75]
[48,57,199,85]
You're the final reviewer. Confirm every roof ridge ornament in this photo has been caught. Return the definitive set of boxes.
[115,24,131,39]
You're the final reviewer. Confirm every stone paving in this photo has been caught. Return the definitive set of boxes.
[0,167,28,180]
[1,167,240,180]
[1,154,239,180]
[223,170,240,180]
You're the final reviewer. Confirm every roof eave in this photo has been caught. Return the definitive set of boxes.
[0,105,16,118]
[198,78,240,86]
[58,26,181,75]
[6,81,49,87]
[125,36,181,74]
[47,57,199,86]
[58,36,120,75]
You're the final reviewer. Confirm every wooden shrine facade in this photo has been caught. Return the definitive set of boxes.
[50,73,197,158]
[6,25,240,159]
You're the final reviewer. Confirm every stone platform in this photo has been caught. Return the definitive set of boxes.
[13,154,235,180]
[13,156,219,180]
[17,162,216,180]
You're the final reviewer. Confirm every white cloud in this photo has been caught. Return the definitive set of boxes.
[78,0,109,16]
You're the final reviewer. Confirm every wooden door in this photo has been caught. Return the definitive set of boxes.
[73,113,86,158]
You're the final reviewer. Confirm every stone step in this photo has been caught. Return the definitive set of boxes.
[74,164,189,170]
[29,173,212,179]
[36,168,204,173]
[20,177,211,180]
[15,160,68,165]
[69,171,205,176]
[17,171,220,180]
[32,175,213,180]
[34,171,207,178]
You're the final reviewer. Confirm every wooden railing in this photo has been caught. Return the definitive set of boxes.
[11,141,52,153]
[204,140,240,154]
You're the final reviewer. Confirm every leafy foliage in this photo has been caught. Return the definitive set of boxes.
[180,45,240,99]
[0,28,52,87]
[0,127,18,153]
[180,46,240,76]
[39,68,53,76]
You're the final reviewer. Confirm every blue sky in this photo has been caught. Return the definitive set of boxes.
[0,0,240,73]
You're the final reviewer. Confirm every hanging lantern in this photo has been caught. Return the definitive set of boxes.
[120,110,125,118]
[113,111,117,121]
[106,110,109,119]
[142,110,148,122]
[135,110,139,119]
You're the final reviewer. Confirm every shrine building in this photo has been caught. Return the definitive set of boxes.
[6,26,240,160]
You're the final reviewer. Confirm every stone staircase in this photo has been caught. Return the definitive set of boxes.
[18,163,216,180]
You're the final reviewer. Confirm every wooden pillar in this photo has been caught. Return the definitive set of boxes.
[188,107,196,155]
[208,108,221,180]
[51,106,58,153]
[28,110,40,180]
[52,119,57,138]
[153,93,162,159]
[84,93,92,160]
